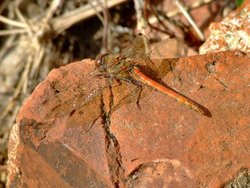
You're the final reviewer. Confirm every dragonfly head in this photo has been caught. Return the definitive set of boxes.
[95,53,110,71]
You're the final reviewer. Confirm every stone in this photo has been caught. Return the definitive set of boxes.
[199,0,250,54]
[7,50,250,187]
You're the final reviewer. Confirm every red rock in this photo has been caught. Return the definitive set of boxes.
[7,50,250,187]
[200,0,250,54]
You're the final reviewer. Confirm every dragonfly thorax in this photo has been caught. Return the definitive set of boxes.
[97,54,134,76]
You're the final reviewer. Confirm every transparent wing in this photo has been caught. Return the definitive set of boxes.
[120,34,186,79]
[145,36,186,80]
[150,37,186,59]
[39,66,107,121]
[121,34,151,60]
[121,34,186,59]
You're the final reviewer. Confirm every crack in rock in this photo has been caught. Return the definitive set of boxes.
[100,87,125,187]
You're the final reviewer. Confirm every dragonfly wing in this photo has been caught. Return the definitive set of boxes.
[151,58,179,79]
[120,34,185,79]
[40,70,107,120]
[121,34,186,60]
[150,37,186,59]
[149,37,186,79]
[121,34,151,60]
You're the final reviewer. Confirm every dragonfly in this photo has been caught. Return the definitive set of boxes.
[41,34,210,124]
[95,34,209,117]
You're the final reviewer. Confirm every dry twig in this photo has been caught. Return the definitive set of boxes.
[174,0,204,41]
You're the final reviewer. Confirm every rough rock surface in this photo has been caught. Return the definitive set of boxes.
[199,0,250,54]
[7,50,250,187]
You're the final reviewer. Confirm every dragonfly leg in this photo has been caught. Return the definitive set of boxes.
[114,75,143,110]
[114,78,122,86]
[135,85,142,110]
[96,73,112,79]
[96,73,122,87]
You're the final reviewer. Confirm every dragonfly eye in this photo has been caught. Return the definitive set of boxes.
[96,59,102,66]
[95,53,109,67]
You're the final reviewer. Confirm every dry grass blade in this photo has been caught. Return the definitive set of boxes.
[52,0,128,34]
[0,29,26,36]
[174,0,204,41]
[0,15,26,28]
[134,0,147,32]
[151,0,215,19]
